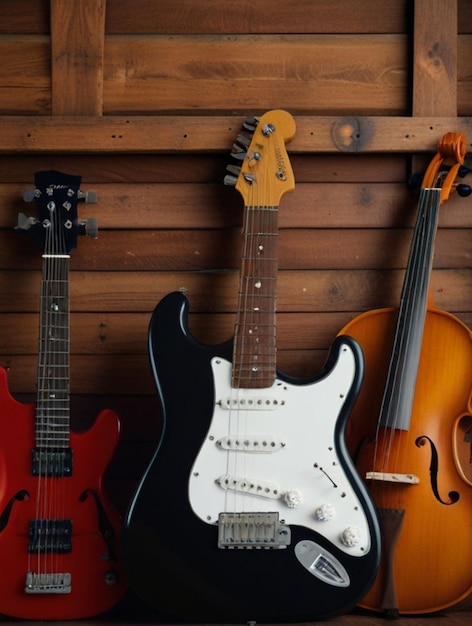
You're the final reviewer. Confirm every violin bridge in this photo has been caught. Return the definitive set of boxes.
[366,471,419,485]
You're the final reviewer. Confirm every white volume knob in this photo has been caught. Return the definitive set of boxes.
[284,490,303,508]
[315,503,335,521]
[341,526,361,547]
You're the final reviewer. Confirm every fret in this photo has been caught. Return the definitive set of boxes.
[36,405,69,412]
[35,437,70,446]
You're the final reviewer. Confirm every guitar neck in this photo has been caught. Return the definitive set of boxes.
[232,204,278,389]
[36,253,71,449]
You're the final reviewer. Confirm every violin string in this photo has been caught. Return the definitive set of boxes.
[373,187,440,487]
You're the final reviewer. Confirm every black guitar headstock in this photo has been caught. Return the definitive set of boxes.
[16,169,98,253]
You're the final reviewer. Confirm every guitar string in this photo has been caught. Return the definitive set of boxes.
[34,194,71,583]
[228,135,280,522]
[228,149,266,518]
[34,212,52,580]
[55,197,71,580]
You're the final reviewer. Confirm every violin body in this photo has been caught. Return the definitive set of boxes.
[340,304,472,614]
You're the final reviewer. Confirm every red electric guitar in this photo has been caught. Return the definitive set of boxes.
[0,170,126,619]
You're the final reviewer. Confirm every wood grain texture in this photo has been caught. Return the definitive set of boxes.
[0,0,50,34]
[1,115,472,153]
[413,0,457,116]
[2,228,471,272]
[104,0,409,34]
[0,36,50,114]
[103,34,408,115]
[50,0,106,115]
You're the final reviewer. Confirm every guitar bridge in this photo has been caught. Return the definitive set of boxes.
[25,572,71,594]
[218,512,291,549]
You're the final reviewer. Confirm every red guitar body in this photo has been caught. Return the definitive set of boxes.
[0,367,126,619]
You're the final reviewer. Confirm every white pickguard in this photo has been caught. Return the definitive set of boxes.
[189,340,372,558]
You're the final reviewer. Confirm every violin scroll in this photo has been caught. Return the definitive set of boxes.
[421,132,469,202]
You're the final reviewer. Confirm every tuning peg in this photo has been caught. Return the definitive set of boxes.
[78,217,98,237]
[226,164,241,177]
[236,133,251,148]
[408,173,422,192]
[230,144,247,160]
[23,188,40,202]
[223,174,238,186]
[15,212,37,231]
[77,190,98,203]
[456,183,472,197]
[242,116,258,132]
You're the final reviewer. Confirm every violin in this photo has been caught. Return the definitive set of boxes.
[338,132,472,616]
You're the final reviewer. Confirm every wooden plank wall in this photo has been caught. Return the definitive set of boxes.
[0,0,471,527]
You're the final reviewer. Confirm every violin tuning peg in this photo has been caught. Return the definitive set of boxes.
[456,183,472,197]
[458,164,471,178]
[408,173,422,192]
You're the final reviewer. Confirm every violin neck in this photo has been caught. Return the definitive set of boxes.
[379,187,441,431]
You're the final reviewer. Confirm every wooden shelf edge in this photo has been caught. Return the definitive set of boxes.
[0,115,471,153]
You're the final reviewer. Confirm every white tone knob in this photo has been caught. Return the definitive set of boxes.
[315,503,335,521]
[341,526,361,547]
[283,490,303,508]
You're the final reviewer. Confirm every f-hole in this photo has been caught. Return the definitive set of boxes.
[416,435,460,505]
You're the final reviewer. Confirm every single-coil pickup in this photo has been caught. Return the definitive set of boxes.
[216,474,280,499]
[216,436,283,452]
[218,396,284,410]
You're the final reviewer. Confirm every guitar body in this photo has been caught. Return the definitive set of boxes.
[123,292,380,622]
[0,366,126,620]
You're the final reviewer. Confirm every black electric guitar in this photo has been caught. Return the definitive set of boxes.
[122,110,380,622]
[0,171,126,619]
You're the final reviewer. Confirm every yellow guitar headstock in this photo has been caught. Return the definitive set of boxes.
[224,109,296,207]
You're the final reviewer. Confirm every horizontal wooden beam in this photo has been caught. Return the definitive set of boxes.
[0,115,471,154]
